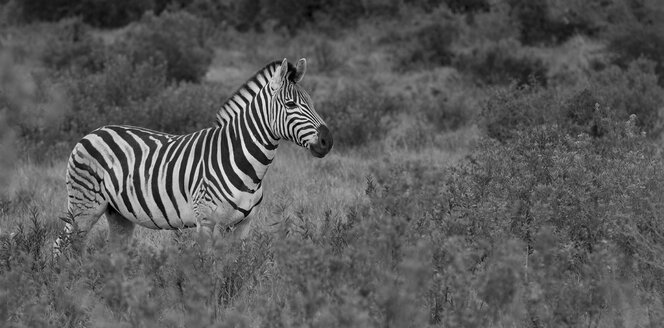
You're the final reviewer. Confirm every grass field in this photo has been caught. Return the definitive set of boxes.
[2,1,664,327]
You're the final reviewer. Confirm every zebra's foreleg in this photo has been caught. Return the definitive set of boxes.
[195,217,218,247]
[230,217,252,241]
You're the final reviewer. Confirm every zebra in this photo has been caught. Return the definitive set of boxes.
[55,58,333,252]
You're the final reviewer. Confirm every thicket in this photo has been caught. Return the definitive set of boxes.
[115,11,213,83]
[3,109,664,326]
[455,39,548,86]
[481,58,664,142]
[2,11,217,154]
[318,83,401,147]
[607,23,664,86]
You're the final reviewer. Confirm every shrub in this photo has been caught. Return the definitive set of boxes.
[62,55,167,137]
[318,84,400,148]
[16,0,153,27]
[400,21,459,69]
[589,58,664,136]
[480,83,561,141]
[455,39,548,86]
[440,121,664,324]
[117,11,214,83]
[137,83,228,134]
[41,18,106,74]
[607,24,664,85]
[416,84,479,132]
[506,0,596,45]
[444,0,489,14]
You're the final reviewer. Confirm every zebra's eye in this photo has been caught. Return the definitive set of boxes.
[285,101,297,109]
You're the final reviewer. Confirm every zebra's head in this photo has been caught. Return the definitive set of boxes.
[269,58,333,158]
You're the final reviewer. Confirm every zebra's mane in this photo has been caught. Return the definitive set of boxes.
[215,60,298,127]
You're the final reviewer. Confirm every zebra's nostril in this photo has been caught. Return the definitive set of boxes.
[321,139,327,146]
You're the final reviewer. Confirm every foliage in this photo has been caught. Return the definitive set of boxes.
[62,55,167,138]
[416,84,478,132]
[14,0,153,27]
[137,82,228,134]
[588,58,664,137]
[441,120,664,325]
[444,0,489,14]
[318,83,400,148]
[40,18,106,74]
[480,83,561,142]
[506,0,598,45]
[60,57,224,139]
[117,11,214,83]
[481,59,664,142]
[607,24,664,86]
[397,20,459,70]
[455,39,548,86]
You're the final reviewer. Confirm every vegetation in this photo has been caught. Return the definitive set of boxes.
[2,0,664,327]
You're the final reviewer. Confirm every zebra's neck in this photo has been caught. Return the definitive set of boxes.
[215,62,280,127]
[208,78,279,194]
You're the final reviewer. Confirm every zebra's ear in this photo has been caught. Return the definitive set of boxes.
[270,58,289,91]
[292,58,306,83]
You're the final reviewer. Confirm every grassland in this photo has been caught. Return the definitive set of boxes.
[2,1,664,327]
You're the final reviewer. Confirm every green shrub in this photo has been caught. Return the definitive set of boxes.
[455,39,548,86]
[117,11,213,83]
[318,84,400,148]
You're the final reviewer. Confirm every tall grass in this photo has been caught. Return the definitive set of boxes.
[3,1,664,327]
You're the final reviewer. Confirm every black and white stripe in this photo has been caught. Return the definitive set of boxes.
[56,58,332,250]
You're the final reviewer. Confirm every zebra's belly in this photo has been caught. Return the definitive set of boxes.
[104,182,262,230]
[208,188,264,227]
[105,185,198,230]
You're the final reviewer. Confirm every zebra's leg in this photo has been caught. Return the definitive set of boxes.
[106,207,135,250]
[231,217,253,241]
[54,202,106,255]
[195,217,218,247]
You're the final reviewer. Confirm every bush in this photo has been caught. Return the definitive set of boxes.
[480,83,561,141]
[399,21,459,69]
[439,121,664,324]
[455,39,548,86]
[137,83,228,134]
[588,58,664,136]
[117,11,214,83]
[607,24,664,85]
[40,18,106,74]
[507,0,597,45]
[416,84,479,132]
[318,84,400,148]
[62,55,167,137]
[16,0,153,27]
[444,0,489,14]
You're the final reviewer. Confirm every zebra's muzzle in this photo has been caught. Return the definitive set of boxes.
[309,125,333,158]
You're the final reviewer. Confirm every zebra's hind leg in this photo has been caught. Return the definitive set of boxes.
[54,203,106,255]
[106,207,135,250]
